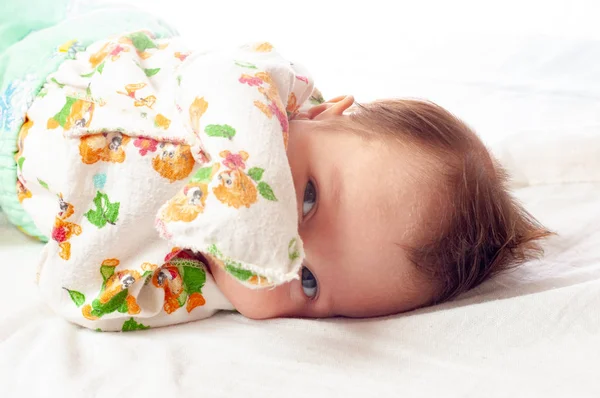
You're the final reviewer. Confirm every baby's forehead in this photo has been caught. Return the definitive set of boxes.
[335,137,442,244]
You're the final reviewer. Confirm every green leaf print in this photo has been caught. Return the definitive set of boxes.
[288,238,300,261]
[17,157,25,172]
[170,258,202,269]
[90,289,128,318]
[37,178,49,190]
[128,32,158,52]
[207,244,223,258]
[309,92,325,105]
[234,60,258,69]
[81,62,105,77]
[225,263,255,281]
[80,70,95,78]
[176,291,188,307]
[122,318,150,332]
[63,288,86,307]
[190,166,214,183]
[204,124,236,139]
[181,265,206,295]
[248,167,264,182]
[51,96,77,128]
[144,68,160,77]
[85,191,120,228]
[257,181,277,201]
[50,77,65,88]
[100,265,115,282]
[118,300,129,313]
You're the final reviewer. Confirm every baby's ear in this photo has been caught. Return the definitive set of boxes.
[307,95,354,119]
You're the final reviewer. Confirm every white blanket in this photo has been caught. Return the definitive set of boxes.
[1,182,599,397]
[2,0,600,396]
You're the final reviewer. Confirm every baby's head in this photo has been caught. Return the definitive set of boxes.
[208,95,552,319]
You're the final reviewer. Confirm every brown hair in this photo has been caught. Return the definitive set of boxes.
[348,99,553,303]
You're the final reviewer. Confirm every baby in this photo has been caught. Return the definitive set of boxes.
[215,95,552,319]
[0,3,551,330]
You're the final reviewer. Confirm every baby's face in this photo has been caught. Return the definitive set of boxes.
[208,96,439,319]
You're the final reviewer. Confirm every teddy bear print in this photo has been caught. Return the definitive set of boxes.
[238,71,289,147]
[52,194,82,261]
[47,97,95,131]
[79,131,131,164]
[213,150,258,209]
[151,249,206,315]
[160,163,220,223]
[88,41,130,68]
[117,83,156,109]
[151,142,195,182]
[81,259,157,320]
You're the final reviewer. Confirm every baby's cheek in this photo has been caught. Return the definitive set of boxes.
[220,279,302,320]
[207,256,305,319]
[241,284,301,319]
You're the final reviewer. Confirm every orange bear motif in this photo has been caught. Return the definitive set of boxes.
[151,142,195,182]
[81,259,156,320]
[152,249,206,315]
[213,151,258,209]
[47,97,95,131]
[51,194,82,261]
[88,41,130,68]
[239,71,289,148]
[79,131,131,164]
[160,163,220,223]
[117,83,156,109]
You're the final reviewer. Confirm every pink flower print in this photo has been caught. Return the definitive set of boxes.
[174,52,190,61]
[269,102,289,133]
[239,74,263,86]
[296,75,309,84]
[52,225,66,243]
[222,152,247,170]
[196,149,209,165]
[110,45,126,57]
[134,137,158,156]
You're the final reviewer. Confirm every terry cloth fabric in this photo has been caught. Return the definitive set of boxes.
[15,29,314,330]
[0,1,177,240]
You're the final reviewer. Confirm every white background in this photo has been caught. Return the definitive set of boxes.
[83,0,600,148]
[84,0,600,186]
[2,2,600,397]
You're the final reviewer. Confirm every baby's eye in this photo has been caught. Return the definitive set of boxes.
[301,266,318,299]
[303,180,317,216]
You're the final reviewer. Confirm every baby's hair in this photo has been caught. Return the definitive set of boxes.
[348,99,553,303]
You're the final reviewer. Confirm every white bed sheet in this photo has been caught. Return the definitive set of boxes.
[1,182,599,397]
[2,1,600,396]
